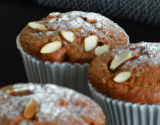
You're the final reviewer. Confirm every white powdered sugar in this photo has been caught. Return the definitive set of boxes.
[41,11,129,43]
[0,83,104,124]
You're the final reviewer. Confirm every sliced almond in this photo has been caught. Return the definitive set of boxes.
[110,50,132,70]
[95,44,109,56]
[87,19,97,23]
[9,89,31,96]
[61,30,75,42]
[113,71,131,83]
[48,12,60,18]
[132,52,140,58]
[28,22,47,31]
[40,41,62,53]
[23,99,37,119]
[84,35,98,52]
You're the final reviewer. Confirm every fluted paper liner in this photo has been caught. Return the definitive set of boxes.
[16,35,90,97]
[88,82,160,125]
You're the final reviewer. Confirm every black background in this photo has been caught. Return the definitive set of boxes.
[0,0,160,87]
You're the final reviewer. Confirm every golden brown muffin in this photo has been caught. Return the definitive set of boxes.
[0,83,105,125]
[19,11,129,64]
[88,42,160,104]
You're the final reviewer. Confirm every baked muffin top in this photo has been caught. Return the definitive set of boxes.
[19,11,129,63]
[0,83,105,125]
[88,42,160,104]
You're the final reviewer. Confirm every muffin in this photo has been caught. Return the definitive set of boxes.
[88,42,160,125]
[0,83,105,125]
[19,11,129,63]
[16,11,129,96]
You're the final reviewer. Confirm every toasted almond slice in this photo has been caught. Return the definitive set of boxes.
[23,99,37,119]
[95,44,109,56]
[9,89,31,96]
[40,41,62,53]
[132,52,140,58]
[110,50,132,70]
[113,71,131,83]
[61,30,75,42]
[28,22,47,31]
[87,19,97,23]
[48,12,60,18]
[84,35,98,52]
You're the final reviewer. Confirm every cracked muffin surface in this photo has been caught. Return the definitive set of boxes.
[19,11,129,64]
[0,83,105,125]
[88,42,160,104]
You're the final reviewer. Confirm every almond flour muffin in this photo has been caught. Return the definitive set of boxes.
[88,42,160,125]
[0,83,105,125]
[88,42,160,104]
[16,11,129,97]
[19,11,129,63]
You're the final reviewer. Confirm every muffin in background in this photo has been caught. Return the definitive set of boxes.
[88,42,160,125]
[0,83,105,125]
[17,11,129,96]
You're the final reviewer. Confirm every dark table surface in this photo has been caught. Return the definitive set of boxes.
[0,0,160,87]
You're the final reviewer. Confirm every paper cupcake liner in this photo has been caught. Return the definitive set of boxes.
[16,35,91,97]
[88,82,160,125]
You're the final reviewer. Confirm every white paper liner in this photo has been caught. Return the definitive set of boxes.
[16,35,91,97]
[88,81,160,125]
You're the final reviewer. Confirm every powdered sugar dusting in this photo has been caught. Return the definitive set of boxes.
[112,42,160,77]
[41,11,129,43]
[0,83,105,124]
[19,11,129,64]
[131,42,160,64]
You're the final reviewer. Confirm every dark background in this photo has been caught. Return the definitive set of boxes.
[0,0,160,87]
